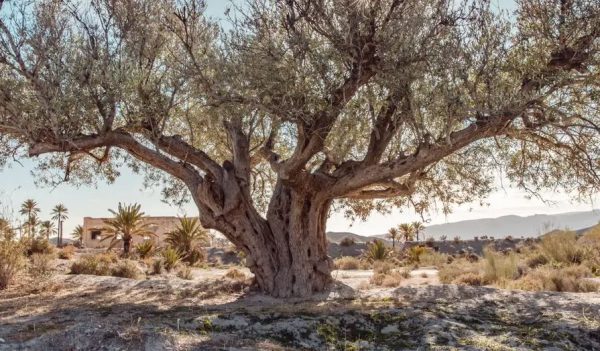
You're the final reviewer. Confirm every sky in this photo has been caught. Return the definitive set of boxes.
[1,0,598,238]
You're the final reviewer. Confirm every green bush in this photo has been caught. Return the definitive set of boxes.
[364,240,389,261]
[0,240,26,289]
[135,240,155,259]
[161,247,180,272]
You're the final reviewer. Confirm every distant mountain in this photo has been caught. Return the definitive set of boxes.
[420,210,600,240]
[329,210,600,242]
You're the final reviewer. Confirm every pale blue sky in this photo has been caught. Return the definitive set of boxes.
[2,0,597,238]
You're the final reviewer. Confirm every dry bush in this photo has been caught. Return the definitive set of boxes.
[0,240,26,289]
[525,252,548,268]
[510,266,598,292]
[370,271,404,287]
[29,253,54,278]
[452,272,484,286]
[224,267,246,281]
[419,250,449,268]
[58,245,75,260]
[373,260,394,274]
[151,259,163,275]
[439,259,481,284]
[70,253,114,276]
[111,260,143,279]
[340,237,356,247]
[25,238,55,257]
[483,248,520,284]
[334,256,361,270]
[177,266,193,280]
[406,245,428,264]
[540,231,584,264]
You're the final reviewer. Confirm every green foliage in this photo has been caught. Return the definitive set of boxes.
[0,240,26,289]
[365,240,390,261]
[135,240,155,259]
[406,246,428,264]
[71,225,84,243]
[165,217,208,265]
[102,203,156,254]
[161,247,180,272]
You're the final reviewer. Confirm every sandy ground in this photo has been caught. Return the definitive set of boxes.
[0,263,599,350]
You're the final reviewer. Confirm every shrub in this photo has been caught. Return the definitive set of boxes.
[177,266,193,280]
[165,217,208,265]
[25,238,55,256]
[540,231,584,264]
[370,271,404,287]
[510,266,598,292]
[365,240,389,261]
[373,260,394,274]
[453,236,461,243]
[525,252,548,268]
[334,256,361,270]
[419,251,450,268]
[111,260,143,279]
[58,245,75,260]
[70,254,114,276]
[452,272,484,286]
[29,253,54,278]
[224,267,246,281]
[151,259,163,275]
[406,246,428,264]
[483,249,520,284]
[0,240,26,289]
[161,247,180,272]
[135,240,155,259]
[340,237,356,247]
[440,235,447,241]
[439,259,481,284]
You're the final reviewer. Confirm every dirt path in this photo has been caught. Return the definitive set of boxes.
[1,269,599,350]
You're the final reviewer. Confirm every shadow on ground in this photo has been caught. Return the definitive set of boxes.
[0,276,599,350]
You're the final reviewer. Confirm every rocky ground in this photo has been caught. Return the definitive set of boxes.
[0,267,599,351]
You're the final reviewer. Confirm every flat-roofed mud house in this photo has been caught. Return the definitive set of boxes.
[81,216,183,249]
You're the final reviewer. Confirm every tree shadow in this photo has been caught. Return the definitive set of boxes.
[1,278,599,350]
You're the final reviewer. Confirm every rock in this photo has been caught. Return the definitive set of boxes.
[380,324,399,334]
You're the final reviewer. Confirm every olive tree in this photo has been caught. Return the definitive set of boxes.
[0,0,599,297]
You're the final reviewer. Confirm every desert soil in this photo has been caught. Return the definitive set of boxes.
[0,265,599,350]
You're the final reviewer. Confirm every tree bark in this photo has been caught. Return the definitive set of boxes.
[192,180,333,298]
[123,237,131,255]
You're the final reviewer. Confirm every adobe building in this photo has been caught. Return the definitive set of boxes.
[81,216,183,249]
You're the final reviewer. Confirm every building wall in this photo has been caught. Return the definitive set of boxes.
[82,216,183,249]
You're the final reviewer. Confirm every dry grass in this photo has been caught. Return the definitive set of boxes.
[151,259,163,275]
[29,253,54,278]
[333,256,367,270]
[70,253,117,276]
[483,249,520,284]
[419,250,449,268]
[0,240,26,289]
[111,260,143,279]
[439,258,482,284]
[510,266,598,292]
[176,266,193,280]
[224,267,246,281]
[452,272,484,286]
[540,231,584,264]
[369,271,404,287]
[58,245,75,260]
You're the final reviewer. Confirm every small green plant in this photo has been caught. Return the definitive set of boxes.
[161,247,180,272]
[135,240,155,259]
[0,240,26,289]
[365,240,389,261]
[406,245,428,264]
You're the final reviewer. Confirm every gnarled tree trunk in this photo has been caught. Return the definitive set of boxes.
[191,178,333,298]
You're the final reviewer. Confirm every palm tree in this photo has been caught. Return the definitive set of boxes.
[387,227,400,249]
[102,203,156,255]
[40,221,56,241]
[165,217,209,265]
[398,223,415,242]
[72,225,84,245]
[412,221,426,242]
[51,204,68,246]
[19,199,40,238]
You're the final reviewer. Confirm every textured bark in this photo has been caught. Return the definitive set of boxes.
[190,177,333,298]
[123,237,131,255]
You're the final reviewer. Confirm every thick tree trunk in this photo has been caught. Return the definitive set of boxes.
[193,180,333,298]
[123,238,131,255]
